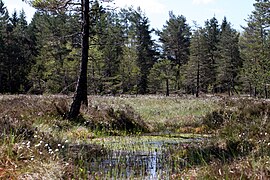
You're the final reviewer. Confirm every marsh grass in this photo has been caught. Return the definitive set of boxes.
[0,95,159,179]
[170,97,270,179]
[0,95,108,179]
[1,95,269,179]
[90,95,220,132]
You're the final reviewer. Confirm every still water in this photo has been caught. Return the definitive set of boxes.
[89,134,205,179]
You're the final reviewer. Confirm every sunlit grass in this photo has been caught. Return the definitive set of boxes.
[90,95,220,131]
[1,95,269,179]
[91,134,205,152]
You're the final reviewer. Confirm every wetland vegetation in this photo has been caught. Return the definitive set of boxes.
[0,95,269,179]
[1,0,270,179]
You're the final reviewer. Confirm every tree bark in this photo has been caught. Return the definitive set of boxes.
[196,58,200,98]
[68,0,90,119]
[265,84,268,99]
[166,78,169,96]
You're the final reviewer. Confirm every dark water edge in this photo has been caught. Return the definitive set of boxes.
[87,135,206,179]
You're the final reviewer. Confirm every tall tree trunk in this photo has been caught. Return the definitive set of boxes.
[166,78,169,96]
[175,52,181,91]
[265,84,268,99]
[254,87,257,97]
[249,82,252,97]
[68,0,90,119]
[196,59,200,98]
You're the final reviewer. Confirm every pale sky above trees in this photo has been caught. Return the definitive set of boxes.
[4,0,254,31]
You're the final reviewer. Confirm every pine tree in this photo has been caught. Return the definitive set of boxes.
[217,18,242,95]
[118,8,140,94]
[8,10,33,93]
[159,12,191,90]
[185,27,208,97]
[27,11,80,94]
[99,11,124,95]
[0,2,34,93]
[119,46,139,93]
[25,0,114,118]
[131,8,158,94]
[0,0,9,93]
[203,17,220,93]
[148,59,174,96]
[240,0,270,98]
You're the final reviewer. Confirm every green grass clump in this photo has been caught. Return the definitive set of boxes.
[0,95,108,179]
[90,95,220,132]
[170,97,270,179]
[1,95,268,179]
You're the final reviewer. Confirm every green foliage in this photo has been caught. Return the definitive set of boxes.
[159,12,191,90]
[240,0,270,98]
[119,46,139,94]
[148,59,175,95]
[0,0,268,98]
[28,12,80,94]
[203,17,220,92]
[216,18,242,95]
[185,27,208,96]
[0,3,34,93]
[130,8,158,94]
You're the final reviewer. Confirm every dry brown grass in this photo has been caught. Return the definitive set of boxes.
[0,95,151,179]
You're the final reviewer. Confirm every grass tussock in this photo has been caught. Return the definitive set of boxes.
[0,95,269,179]
[0,95,151,179]
[82,103,150,134]
[170,97,270,179]
[89,95,220,132]
[0,96,85,179]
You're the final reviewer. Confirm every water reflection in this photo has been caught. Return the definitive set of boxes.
[90,149,178,179]
[147,150,157,179]
[89,136,205,179]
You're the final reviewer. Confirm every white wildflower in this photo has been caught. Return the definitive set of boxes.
[35,143,41,147]
[218,169,222,175]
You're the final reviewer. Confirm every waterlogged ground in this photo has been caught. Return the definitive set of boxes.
[88,133,209,179]
[4,95,268,179]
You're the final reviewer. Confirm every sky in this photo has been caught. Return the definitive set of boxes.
[3,0,255,31]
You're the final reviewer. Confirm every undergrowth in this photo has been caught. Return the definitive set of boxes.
[170,97,270,179]
[0,95,148,179]
[1,95,269,179]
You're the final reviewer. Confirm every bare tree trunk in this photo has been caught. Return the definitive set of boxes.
[254,87,257,97]
[265,84,268,99]
[249,82,252,97]
[68,0,90,119]
[166,78,169,96]
[196,59,200,98]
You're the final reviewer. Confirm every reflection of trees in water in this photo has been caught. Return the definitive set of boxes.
[148,150,157,179]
